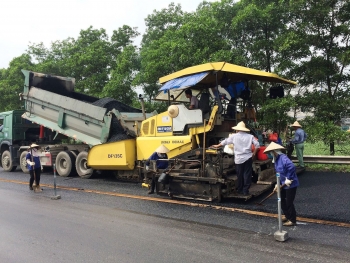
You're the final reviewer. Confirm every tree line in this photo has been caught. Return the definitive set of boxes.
[0,0,349,154]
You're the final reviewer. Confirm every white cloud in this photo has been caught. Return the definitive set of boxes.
[0,0,217,68]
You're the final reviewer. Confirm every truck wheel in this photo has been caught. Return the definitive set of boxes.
[20,151,29,174]
[1,150,17,172]
[55,151,76,177]
[75,151,93,179]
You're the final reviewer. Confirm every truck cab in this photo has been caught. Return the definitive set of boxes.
[0,110,40,171]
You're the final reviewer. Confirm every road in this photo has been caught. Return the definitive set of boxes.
[0,168,349,263]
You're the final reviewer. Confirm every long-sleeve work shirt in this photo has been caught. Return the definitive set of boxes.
[291,128,307,144]
[220,131,260,164]
[146,152,168,169]
[275,154,299,189]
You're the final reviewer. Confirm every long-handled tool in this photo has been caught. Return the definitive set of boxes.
[256,184,285,206]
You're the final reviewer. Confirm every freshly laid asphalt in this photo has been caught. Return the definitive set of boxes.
[0,168,349,223]
[253,171,350,223]
[1,167,350,256]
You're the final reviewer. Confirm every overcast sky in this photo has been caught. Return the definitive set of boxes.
[0,0,218,69]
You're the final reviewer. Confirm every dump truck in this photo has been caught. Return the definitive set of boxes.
[17,62,298,201]
[16,70,156,179]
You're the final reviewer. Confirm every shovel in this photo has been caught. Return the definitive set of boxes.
[256,184,285,206]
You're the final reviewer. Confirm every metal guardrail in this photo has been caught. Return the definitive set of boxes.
[290,155,350,165]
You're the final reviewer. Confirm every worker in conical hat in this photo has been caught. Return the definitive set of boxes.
[211,121,260,196]
[26,143,43,191]
[290,120,307,168]
[145,145,169,194]
[264,142,299,226]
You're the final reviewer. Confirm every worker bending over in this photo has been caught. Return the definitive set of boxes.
[145,145,169,194]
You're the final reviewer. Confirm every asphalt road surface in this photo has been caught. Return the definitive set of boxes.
[0,168,349,263]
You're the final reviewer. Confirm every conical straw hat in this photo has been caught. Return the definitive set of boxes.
[232,121,250,132]
[155,145,170,153]
[291,121,302,127]
[264,142,285,153]
[168,105,179,118]
[30,143,40,148]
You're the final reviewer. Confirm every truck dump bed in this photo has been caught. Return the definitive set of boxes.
[21,70,149,146]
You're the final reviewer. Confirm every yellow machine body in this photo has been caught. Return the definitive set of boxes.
[137,135,193,160]
[87,106,218,170]
[137,106,218,160]
[139,111,173,137]
[88,139,136,170]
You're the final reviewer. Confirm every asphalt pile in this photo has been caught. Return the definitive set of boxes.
[92,97,141,142]
[92,97,141,113]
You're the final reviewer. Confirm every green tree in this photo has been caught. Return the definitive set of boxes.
[259,96,296,137]
[288,0,350,154]
[137,1,239,100]
[136,3,188,100]
[230,0,299,123]
[27,26,140,98]
[102,45,139,106]
[0,54,34,111]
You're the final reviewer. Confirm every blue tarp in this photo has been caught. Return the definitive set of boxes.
[159,72,208,91]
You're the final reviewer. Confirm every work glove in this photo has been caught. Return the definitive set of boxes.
[285,178,293,187]
[273,184,278,192]
[30,162,35,166]
[145,165,149,171]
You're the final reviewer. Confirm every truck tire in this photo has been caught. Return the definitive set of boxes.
[1,150,17,172]
[20,151,29,174]
[55,151,76,177]
[75,151,93,179]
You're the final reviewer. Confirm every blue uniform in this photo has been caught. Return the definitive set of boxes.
[291,128,307,144]
[146,152,169,194]
[291,127,307,167]
[26,152,41,171]
[274,153,299,189]
[274,153,299,224]
[146,152,168,169]
[26,150,42,189]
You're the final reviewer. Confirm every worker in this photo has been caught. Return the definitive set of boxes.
[264,142,299,226]
[145,145,169,194]
[290,121,307,168]
[211,121,260,196]
[26,143,42,191]
[185,89,199,109]
[269,130,283,145]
